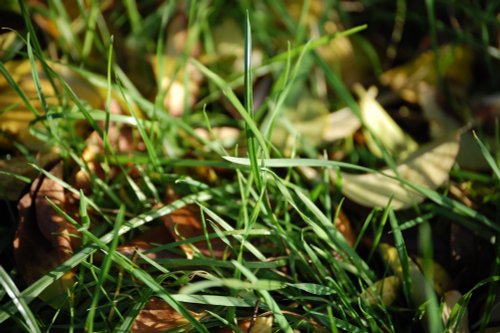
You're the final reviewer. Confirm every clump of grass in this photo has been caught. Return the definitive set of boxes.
[1,1,499,332]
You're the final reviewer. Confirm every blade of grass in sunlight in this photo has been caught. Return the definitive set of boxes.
[191,58,270,159]
[84,205,125,333]
[473,131,500,181]
[224,156,498,233]
[232,260,294,333]
[0,266,42,333]
[102,35,114,175]
[244,11,263,189]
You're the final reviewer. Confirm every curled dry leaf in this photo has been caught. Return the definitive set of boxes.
[360,275,401,306]
[354,84,418,160]
[13,161,80,308]
[132,297,202,333]
[337,135,460,209]
[442,290,469,333]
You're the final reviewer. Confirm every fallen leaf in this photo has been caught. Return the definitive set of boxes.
[149,13,203,117]
[442,290,469,333]
[379,243,431,307]
[317,21,372,87]
[354,84,418,160]
[132,297,202,333]
[211,17,263,74]
[237,316,273,333]
[117,224,177,260]
[162,203,227,259]
[381,45,473,103]
[284,0,324,25]
[0,59,103,150]
[219,315,273,333]
[414,257,453,296]
[379,242,451,315]
[13,161,80,307]
[0,29,18,59]
[361,275,401,306]
[338,135,460,209]
[418,83,491,170]
[194,126,241,149]
[271,98,361,153]
[335,209,356,247]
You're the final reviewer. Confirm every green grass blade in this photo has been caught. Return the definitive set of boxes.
[473,131,500,181]
[232,260,293,333]
[191,58,269,159]
[0,266,42,333]
[388,209,411,304]
[244,11,262,189]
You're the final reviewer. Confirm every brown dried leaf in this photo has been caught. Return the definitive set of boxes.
[13,161,80,307]
[238,316,273,333]
[335,209,356,247]
[34,162,78,254]
[219,316,273,333]
[162,204,227,258]
[117,224,177,260]
[132,298,201,333]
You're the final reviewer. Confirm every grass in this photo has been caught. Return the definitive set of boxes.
[0,0,499,332]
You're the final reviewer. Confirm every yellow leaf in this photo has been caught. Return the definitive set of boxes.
[0,59,103,150]
[338,135,459,209]
[414,257,452,296]
[271,98,361,153]
[354,84,418,160]
[381,45,473,103]
[361,275,401,306]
